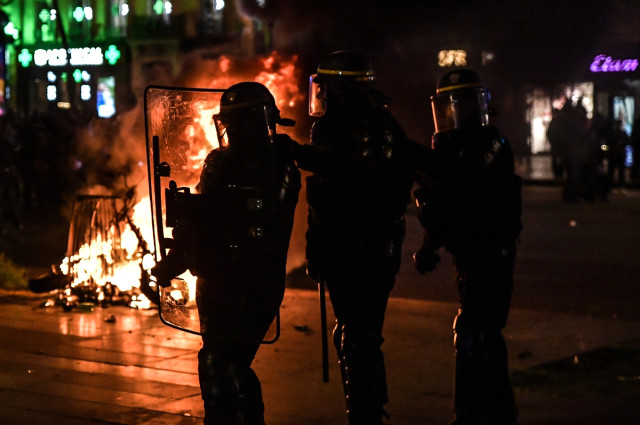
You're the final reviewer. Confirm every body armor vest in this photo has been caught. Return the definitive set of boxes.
[189,137,300,273]
[417,125,522,253]
[307,102,414,235]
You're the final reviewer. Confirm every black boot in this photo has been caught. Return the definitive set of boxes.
[451,332,518,425]
[198,349,265,425]
[335,323,390,425]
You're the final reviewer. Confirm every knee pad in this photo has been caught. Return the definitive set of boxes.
[454,311,504,354]
[198,349,261,399]
[453,329,507,364]
[339,323,384,357]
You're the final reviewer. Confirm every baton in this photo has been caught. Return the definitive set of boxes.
[318,279,329,382]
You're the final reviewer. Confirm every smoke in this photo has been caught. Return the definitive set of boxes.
[73,103,147,199]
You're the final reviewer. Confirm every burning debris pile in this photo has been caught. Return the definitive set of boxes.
[31,188,158,311]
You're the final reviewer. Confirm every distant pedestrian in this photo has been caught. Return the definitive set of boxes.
[628,116,639,182]
[607,118,629,189]
[0,116,23,233]
[547,107,567,178]
[561,100,593,203]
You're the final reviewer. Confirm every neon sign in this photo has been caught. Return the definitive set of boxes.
[590,54,638,73]
[20,45,122,67]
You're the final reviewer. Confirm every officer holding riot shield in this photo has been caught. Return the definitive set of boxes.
[152,82,300,425]
[413,69,522,425]
[291,51,425,425]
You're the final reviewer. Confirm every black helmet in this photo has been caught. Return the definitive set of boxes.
[214,82,293,148]
[316,51,375,83]
[430,69,490,133]
[309,51,375,116]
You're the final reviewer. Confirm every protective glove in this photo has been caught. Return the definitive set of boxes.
[306,260,322,283]
[413,245,441,274]
[151,250,187,287]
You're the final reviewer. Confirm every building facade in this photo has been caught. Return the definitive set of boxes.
[0,0,242,119]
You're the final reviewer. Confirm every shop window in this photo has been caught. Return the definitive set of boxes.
[612,96,634,137]
[97,76,116,118]
[526,89,552,154]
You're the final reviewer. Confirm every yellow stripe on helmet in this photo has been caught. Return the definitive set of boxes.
[317,68,375,77]
[436,82,483,94]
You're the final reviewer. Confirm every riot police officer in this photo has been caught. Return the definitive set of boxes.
[152,82,301,425]
[413,69,522,425]
[292,51,426,425]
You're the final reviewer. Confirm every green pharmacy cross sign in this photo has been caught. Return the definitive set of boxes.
[18,49,33,67]
[105,45,121,65]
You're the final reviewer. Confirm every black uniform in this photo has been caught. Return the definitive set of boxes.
[415,70,522,425]
[152,82,300,425]
[194,137,299,425]
[294,50,426,425]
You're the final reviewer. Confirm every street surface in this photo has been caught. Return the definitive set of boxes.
[395,184,640,321]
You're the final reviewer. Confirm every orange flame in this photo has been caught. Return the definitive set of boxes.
[62,52,305,309]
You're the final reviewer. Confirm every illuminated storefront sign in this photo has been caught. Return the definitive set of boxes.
[19,45,122,68]
[438,50,467,67]
[34,48,67,66]
[590,54,638,73]
[70,47,103,66]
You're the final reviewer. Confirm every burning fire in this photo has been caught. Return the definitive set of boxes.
[58,51,305,312]
[58,194,156,310]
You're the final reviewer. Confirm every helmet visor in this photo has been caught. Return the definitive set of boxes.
[213,104,272,148]
[309,74,326,117]
[431,89,489,133]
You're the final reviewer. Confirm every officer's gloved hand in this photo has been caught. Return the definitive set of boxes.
[306,260,322,283]
[151,261,173,288]
[151,251,187,287]
[413,245,441,274]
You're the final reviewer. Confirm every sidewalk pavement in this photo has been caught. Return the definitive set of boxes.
[1,287,639,425]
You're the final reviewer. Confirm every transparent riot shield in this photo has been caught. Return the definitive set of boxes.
[144,85,279,342]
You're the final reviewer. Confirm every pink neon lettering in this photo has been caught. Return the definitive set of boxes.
[590,54,638,72]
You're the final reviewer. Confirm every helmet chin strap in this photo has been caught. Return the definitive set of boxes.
[278,117,296,127]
